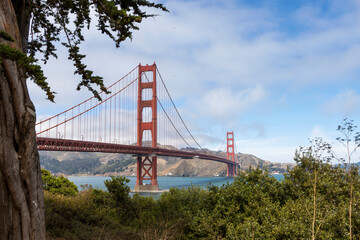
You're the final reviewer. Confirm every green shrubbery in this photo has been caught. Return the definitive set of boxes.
[41,169,78,196]
[42,158,360,239]
[42,120,360,239]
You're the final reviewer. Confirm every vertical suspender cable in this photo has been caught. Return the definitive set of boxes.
[156,68,206,153]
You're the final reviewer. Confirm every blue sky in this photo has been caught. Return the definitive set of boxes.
[29,0,360,163]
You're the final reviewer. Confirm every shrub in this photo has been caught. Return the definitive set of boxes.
[41,169,78,196]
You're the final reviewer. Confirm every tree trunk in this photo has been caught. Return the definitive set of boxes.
[0,0,46,239]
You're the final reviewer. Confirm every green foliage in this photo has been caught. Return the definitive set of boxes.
[335,119,360,239]
[91,188,115,208]
[41,169,78,196]
[43,163,360,239]
[25,0,167,100]
[42,120,360,239]
[44,190,135,239]
[41,150,360,239]
[281,137,360,239]
[0,31,15,42]
[0,40,55,101]
[104,176,130,204]
[177,169,284,239]
[336,118,360,156]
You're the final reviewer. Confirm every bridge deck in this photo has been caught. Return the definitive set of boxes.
[36,137,238,166]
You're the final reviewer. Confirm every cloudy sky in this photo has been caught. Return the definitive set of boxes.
[29,0,360,163]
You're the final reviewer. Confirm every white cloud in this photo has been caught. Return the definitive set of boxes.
[196,85,267,122]
[240,122,267,138]
[325,89,360,115]
[236,137,299,163]
[28,0,360,163]
[310,125,325,139]
[29,0,360,109]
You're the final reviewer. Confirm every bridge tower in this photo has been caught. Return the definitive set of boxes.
[135,63,159,191]
[226,131,236,176]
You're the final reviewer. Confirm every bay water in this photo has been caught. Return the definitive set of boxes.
[68,175,284,197]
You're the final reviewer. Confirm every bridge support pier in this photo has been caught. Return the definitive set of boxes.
[135,155,159,191]
[227,164,236,176]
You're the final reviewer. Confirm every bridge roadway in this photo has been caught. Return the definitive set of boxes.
[36,137,239,166]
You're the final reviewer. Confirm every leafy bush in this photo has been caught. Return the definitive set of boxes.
[44,190,136,239]
[42,148,360,239]
[41,169,78,196]
[104,176,131,204]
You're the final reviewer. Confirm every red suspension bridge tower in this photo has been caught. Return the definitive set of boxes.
[135,63,159,191]
[226,131,236,176]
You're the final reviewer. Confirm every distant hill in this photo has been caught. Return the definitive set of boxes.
[39,151,136,175]
[39,147,295,176]
[337,162,360,169]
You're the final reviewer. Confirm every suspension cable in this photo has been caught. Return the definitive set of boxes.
[156,67,206,153]
[37,75,139,135]
[218,136,226,152]
[36,65,138,126]
[142,73,193,149]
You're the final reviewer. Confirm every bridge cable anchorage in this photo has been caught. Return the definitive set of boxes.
[156,68,208,154]
[142,73,193,149]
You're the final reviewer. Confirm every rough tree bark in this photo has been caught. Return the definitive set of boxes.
[0,0,46,239]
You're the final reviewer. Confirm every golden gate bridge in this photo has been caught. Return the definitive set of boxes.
[36,63,238,191]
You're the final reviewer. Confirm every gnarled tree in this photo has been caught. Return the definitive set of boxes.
[0,0,167,239]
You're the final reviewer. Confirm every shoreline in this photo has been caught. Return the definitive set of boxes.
[64,173,286,177]
[131,189,169,193]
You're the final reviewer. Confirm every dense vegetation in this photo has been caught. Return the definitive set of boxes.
[42,155,360,239]
[42,169,78,196]
[41,120,360,239]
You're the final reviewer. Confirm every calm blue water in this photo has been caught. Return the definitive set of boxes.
[68,175,284,192]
